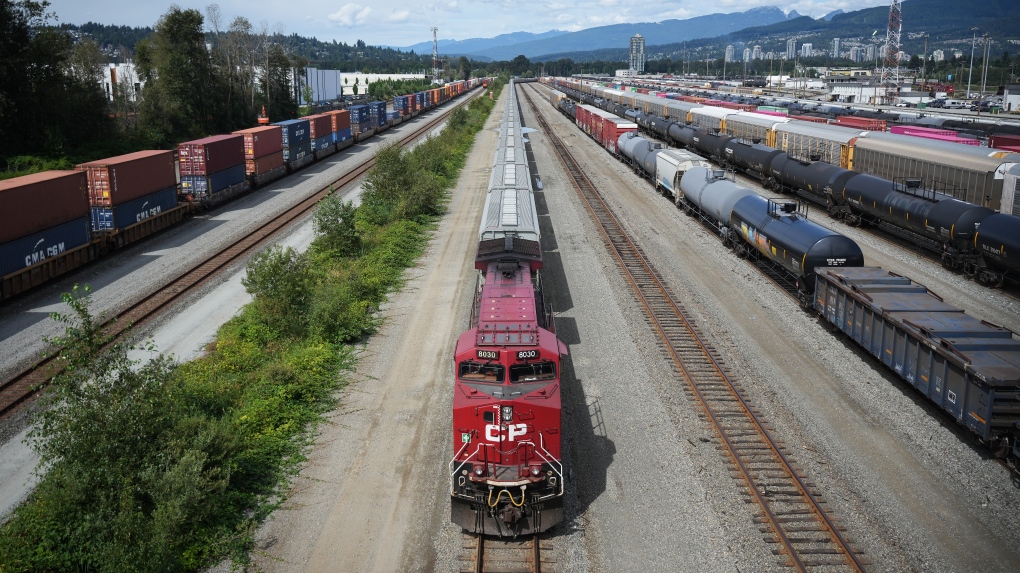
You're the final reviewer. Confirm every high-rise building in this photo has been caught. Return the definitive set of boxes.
[629,34,646,73]
[932,49,945,62]
[743,48,752,63]
[801,43,813,58]
[865,44,876,62]
[752,45,762,60]
[831,37,841,59]
[725,45,735,63]
[786,38,797,60]
[850,46,862,62]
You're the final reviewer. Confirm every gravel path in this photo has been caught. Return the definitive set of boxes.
[523,83,1020,573]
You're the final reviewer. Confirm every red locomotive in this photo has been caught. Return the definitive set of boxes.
[450,82,567,536]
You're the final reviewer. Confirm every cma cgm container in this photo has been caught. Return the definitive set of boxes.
[91,186,178,232]
[246,150,285,176]
[177,134,245,176]
[327,110,351,135]
[233,125,283,160]
[0,171,90,244]
[181,164,246,197]
[306,113,333,142]
[282,140,312,162]
[348,105,369,125]
[1,217,91,278]
[76,150,176,207]
[274,119,310,147]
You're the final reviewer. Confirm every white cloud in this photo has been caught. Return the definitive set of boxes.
[327,3,372,26]
[388,10,410,22]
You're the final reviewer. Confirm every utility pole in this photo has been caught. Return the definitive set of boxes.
[978,33,990,115]
[921,33,928,90]
[967,27,978,98]
[431,26,440,83]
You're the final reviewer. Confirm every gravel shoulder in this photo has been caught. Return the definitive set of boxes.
[523,83,1020,573]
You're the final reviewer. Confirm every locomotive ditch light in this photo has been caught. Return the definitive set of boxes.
[530,466,542,477]
[474,466,486,477]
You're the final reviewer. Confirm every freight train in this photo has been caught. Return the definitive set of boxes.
[0,80,484,301]
[450,80,567,536]
[547,79,1020,289]
[540,83,1020,470]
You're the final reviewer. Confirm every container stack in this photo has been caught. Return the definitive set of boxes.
[349,104,371,136]
[415,92,424,111]
[76,150,178,232]
[394,95,409,117]
[327,110,353,149]
[408,94,419,116]
[233,125,285,187]
[274,118,312,169]
[306,113,335,158]
[369,101,386,130]
[386,110,401,125]
[1,171,92,280]
[177,135,247,204]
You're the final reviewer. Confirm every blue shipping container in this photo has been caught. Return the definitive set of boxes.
[274,119,310,146]
[336,128,352,142]
[368,101,385,117]
[415,93,424,106]
[349,105,369,123]
[181,164,246,196]
[312,134,333,151]
[1,217,91,277]
[386,111,400,121]
[91,187,178,232]
[283,140,312,162]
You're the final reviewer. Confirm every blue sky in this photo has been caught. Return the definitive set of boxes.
[45,1,890,47]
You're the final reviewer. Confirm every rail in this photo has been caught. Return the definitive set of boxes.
[0,88,485,420]
[520,83,867,572]
[462,532,552,573]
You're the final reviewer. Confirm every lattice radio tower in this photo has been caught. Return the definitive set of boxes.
[431,27,440,82]
[879,0,903,104]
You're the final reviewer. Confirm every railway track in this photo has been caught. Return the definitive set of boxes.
[521,84,868,572]
[0,90,483,420]
[460,533,553,573]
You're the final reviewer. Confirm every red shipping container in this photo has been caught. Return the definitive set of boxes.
[306,113,333,140]
[327,110,351,133]
[233,125,283,160]
[245,150,285,175]
[76,150,176,207]
[0,171,90,244]
[836,116,887,132]
[990,134,1020,149]
[177,134,245,176]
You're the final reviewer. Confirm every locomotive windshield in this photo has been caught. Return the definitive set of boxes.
[509,362,556,383]
[459,361,505,383]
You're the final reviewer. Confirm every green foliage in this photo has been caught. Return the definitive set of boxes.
[242,246,312,337]
[0,1,112,164]
[313,190,362,256]
[366,78,433,100]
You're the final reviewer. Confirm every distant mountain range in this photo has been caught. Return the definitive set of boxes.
[390,30,568,58]
[396,6,795,62]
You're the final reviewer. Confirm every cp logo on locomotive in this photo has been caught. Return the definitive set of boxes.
[485,424,528,442]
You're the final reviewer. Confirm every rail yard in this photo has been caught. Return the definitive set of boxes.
[1,79,1019,572]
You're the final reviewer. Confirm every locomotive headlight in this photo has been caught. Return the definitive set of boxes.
[474,466,485,477]
[501,405,514,422]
